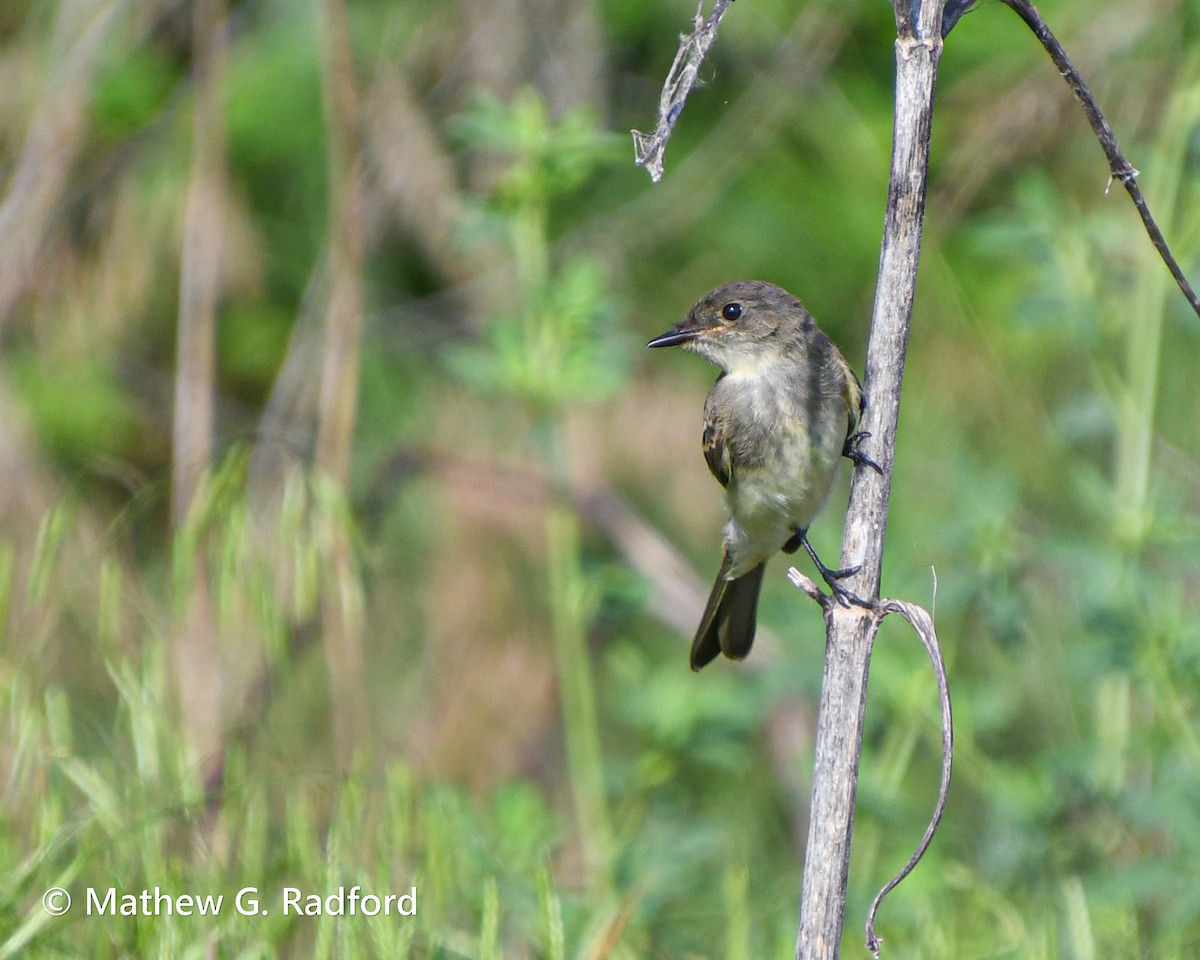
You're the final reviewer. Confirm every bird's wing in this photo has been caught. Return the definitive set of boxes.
[839,357,864,441]
[702,390,732,489]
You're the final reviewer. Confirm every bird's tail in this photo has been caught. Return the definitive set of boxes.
[690,555,766,671]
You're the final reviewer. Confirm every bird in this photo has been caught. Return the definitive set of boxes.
[647,280,876,670]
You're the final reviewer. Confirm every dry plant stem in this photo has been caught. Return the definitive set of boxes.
[316,0,369,764]
[998,0,1200,320]
[173,0,224,529]
[631,0,737,182]
[794,1,944,957]
[545,496,614,893]
[787,570,953,956]
[172,0,226,773]
[0,0,121,330]
[315,0,366,486]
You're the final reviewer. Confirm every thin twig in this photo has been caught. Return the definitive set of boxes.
[631,0,737,183]
[941,0,977,37]
[864,597,953,958]
[998,0,1200,320]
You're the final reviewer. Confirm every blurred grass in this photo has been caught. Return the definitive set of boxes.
[1,0,1199,956]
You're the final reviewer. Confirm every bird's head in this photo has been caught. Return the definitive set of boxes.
[647,280,813,372]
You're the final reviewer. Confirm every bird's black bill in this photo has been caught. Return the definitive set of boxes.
[647,328,698,348]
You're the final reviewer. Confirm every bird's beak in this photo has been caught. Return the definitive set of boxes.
[647,325,700,348]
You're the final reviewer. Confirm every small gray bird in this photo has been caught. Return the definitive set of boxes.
[648,280,873,670]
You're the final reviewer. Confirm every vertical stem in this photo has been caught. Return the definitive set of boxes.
[513,140,610,887]
[1112,237,1167,547]
[1111,82,1200,545]
[545,497,613,890]
[173,0,226,773]
[538,419,613,893]
[315,0,368,763]
[0,0,119,330]
[513,204,551,304]
[795,2,943,957]
[172,0,224,530]
[315,0,365,485]
[795,610,876,960]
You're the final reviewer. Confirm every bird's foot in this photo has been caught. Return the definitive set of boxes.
[796,529,872,609]
[843,431,884,475]
[819,561,868,609]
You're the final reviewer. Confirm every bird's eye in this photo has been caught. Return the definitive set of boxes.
[721,302,742,322]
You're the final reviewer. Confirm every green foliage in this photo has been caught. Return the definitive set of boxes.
[446,89,629,899]
[92,44,180,144]
[10,350,142,468]
[0,643,578,958]
[447,90,627,412]
[452,89,622,210]
[219,302,295,398]
[446,254,627,410]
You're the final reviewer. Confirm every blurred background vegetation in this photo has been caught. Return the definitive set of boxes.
[1,0,1199,956]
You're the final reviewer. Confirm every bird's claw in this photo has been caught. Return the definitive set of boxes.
[843,431,884,475]
[795,531,873,609]
[822,567,870,609]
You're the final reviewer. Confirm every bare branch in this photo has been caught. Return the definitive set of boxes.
[794,1,946,956]
[785,566,824,605]
[631,0,737,183]
[999,0,1200,320]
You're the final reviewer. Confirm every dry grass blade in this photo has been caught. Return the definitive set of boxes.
[864,595,953,958]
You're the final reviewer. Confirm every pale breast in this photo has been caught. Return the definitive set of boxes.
[712,362,849,573]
